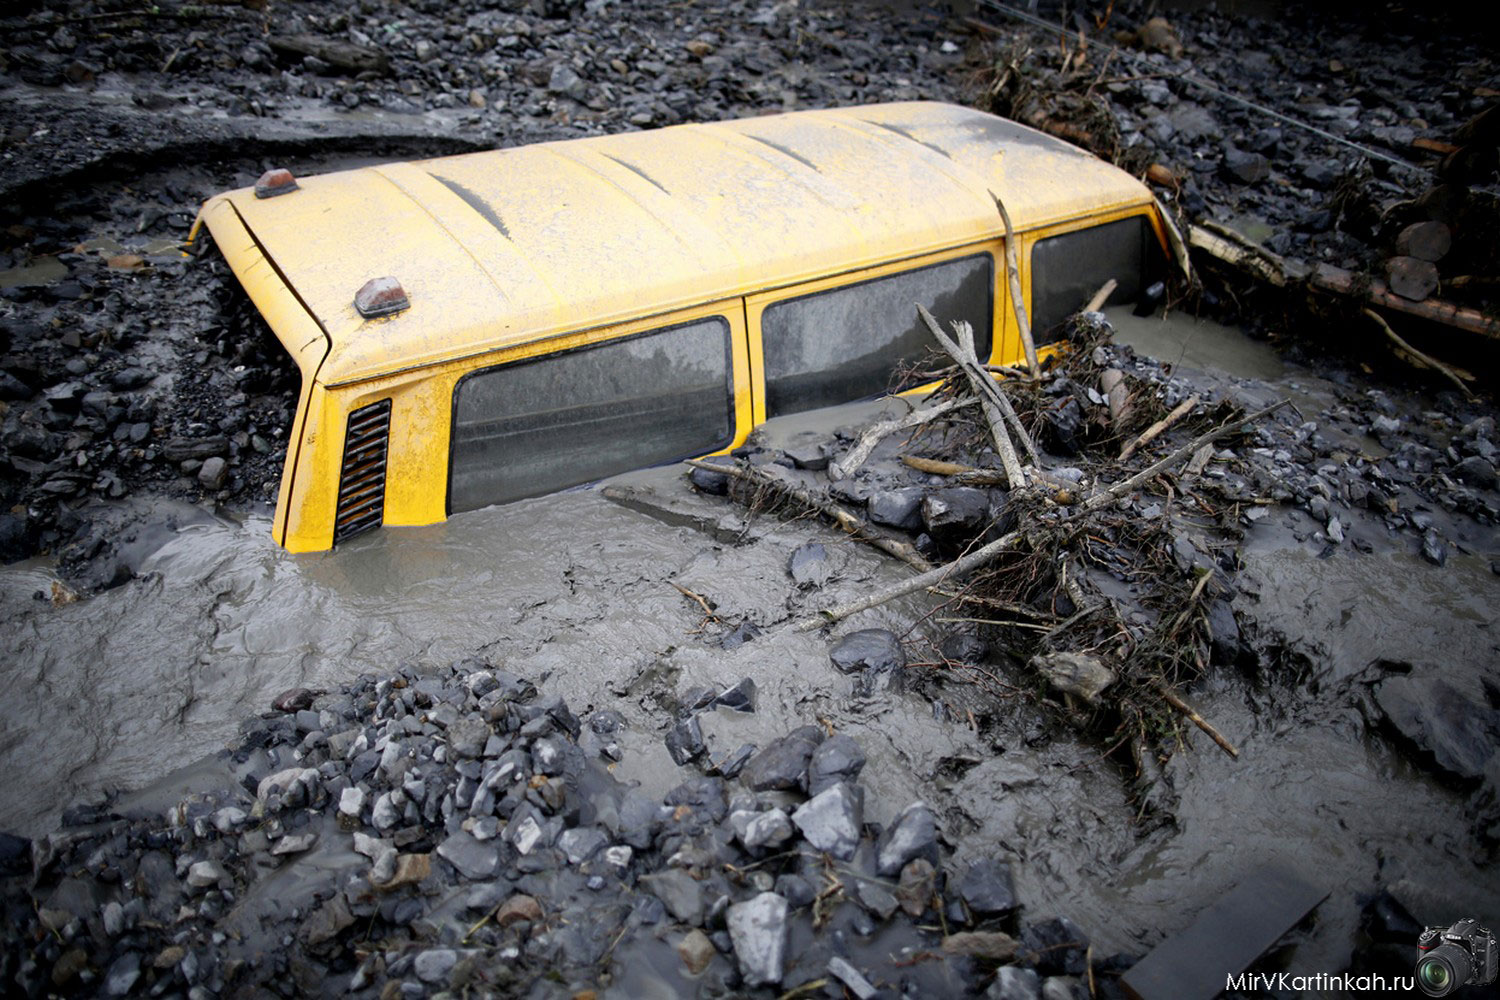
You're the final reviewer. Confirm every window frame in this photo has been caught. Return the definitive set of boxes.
[445,309,741,516]
[744,241,1004,425]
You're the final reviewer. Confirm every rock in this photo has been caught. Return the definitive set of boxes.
[371,792,400,831]
[988,966,1042,1000]
[1326,516,1343,543]
[104,952,141,996]
[829,629,905,674]
[339,786,365,818]
[712,677,757,713]
[788,542,830,587]
[852,874,900,921]
[1421,529,1447,566]
[1042,977,1087,1000]
[1454,456,1498,490]
[727,892,789,986]
[1374,674,1500,780]
[741,725,823,791]
[829,956,879,999]
[185,861,226,889]
[785,441,828,470]
[302,895,354,947]
[922,487,990,539]
[959,858,1016,915]
[941,632,989,665]
[373,853,431,890]
[1221,148,1269,184]
[867,487,925,530]
[414,949,458,984]
[678,928,715,975]
[807,734,867,796]
[197,456,227,490]
[689,455,734,494]
[557,827,608,865]
[447,717,490,759]
[944,931,1019,961]
[642,869,704,925]
[271,687,317,712]
[877,801,937,875]
[707,742,756,779]
[666,715,706,765]
[791,783,863,859]
[267,34,389,74]
[1030,651,1115,705]
[494,893,542,928]
[742,808,794,850]
[437,831,500,880]
[256,766,318,802]
[271,832,318,855]
[1386,256,1439,302]
[547,63,588,101]
[897,858,936,917]
[1019,917,1090,975]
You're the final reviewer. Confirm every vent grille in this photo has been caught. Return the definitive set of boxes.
[334,399,391,544]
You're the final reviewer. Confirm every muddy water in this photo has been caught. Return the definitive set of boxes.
[2,319,1497,980]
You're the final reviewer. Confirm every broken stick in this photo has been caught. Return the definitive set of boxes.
[681,458,931,571]
[994,194,1041,373]
[1081,399,1288,513]
[794,529,1024,631]
[827,397,976,481]
[1083,278,1118,314]
[1157,683,1239,759]
[1363,308,1476,401]
[1119,394,1200,461]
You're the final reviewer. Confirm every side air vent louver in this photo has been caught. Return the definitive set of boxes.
[334,399,391,544]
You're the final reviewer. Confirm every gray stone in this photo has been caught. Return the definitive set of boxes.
[791,783,862,860]
[437,831,500,880]
[828,956,878,999]
[679,927,716,975]
[1030,651,1115,705]
[271,832,318,856]
[102,900,125,937]
[741,725,823,791]
[727,892,789,986]
[988,966,1042,1000]
[447,717,490,759]
[852,875,900,921]
[867,487,925,530]
[1168,101,1219,140]
[712,677,757,713]
[104,952,141,996]
[371,791,400,831]
[742,808,794,850]
[641,868,704,925]
[1455,456,1498,490]
[1422,529,1448,566]
[877,801,937,875]
[256,766,318,802]
[185,861,226,889]
[829,629,905,674]
[1222,148,1270,184]
[547,63,588,101]
[212,806,248,833]
[788,542,830,588]
[414,948,458,984]
[1375,674,1500,780]
[959,859,1016,915]
[921,487,989,539]
[665,715,706,765]
[808,734,867,796]
[339,786,365,818]
[302,894,354,947]
[197,456,227,490]
[558,826,608,865]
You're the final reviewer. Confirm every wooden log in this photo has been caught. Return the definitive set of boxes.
[681,458,931,571]
[1385,256,1440,302]
[917,305,1028,489]
[1099,369,1131,426]
[1364,308,1476,400]
[1395,221,1452,263]
[1084,278,1118,313]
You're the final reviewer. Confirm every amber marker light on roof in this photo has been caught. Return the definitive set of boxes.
[253,168,299,199]
[354,277,410,319]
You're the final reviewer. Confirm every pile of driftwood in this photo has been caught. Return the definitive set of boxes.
[686,199,1286,764]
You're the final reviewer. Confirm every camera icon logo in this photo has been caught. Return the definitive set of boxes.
[1417,919,1499,996]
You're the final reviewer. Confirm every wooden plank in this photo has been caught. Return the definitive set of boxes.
[1121,867,1328,1000]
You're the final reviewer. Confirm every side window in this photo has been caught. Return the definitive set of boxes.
[1030,215,1152,345]
[760,253,993,418]
[449,316,733,513]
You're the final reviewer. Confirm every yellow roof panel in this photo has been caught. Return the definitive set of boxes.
[202,102,1152,386]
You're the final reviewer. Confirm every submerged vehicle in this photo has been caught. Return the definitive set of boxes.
[196,101,1169,553]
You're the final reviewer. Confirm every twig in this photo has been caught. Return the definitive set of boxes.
[917,305,1028,488]
[1363,308,1476,401]
[994,194,1041,373]
[828,397,976,480]
[1119,394,1200,461]
[794,530,1024,631]
[682,458,931,571]
[936,616,1051,631]
[1081,400,1288,513]
[1156,683,1239,758]
[900,455,1009,485]
[670,582,722,624]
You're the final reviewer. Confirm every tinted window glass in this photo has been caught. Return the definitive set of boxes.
[450,317,732,512]
[761,253,993,418]
[1030,215,1150,345]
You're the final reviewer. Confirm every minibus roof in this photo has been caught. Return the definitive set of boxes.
[201,101,1153,386]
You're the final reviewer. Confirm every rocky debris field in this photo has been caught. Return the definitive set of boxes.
[0,658,1126,1000]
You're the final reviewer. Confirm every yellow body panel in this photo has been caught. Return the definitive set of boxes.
[198,101,1162,552]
